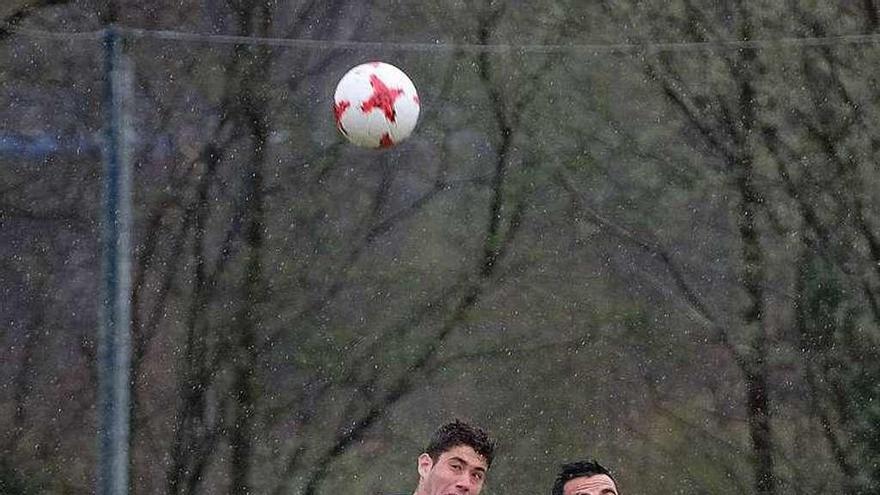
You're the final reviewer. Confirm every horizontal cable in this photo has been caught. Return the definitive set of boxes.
[8,25,880,54]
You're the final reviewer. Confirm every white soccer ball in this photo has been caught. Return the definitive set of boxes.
[333,62,420,148]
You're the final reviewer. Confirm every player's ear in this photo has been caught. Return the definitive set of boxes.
[417,453,434,478]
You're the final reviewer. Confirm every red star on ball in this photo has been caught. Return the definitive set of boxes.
[333,100,350,126]
[361,74,404,122]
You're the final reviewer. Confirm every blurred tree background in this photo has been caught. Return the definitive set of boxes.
[2,1,879,494]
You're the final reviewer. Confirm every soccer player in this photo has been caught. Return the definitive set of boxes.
[551,460,620,495]
[406,420,496,495]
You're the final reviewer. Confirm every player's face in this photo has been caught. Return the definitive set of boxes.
[416,445,488,495]
[562,475,619,495]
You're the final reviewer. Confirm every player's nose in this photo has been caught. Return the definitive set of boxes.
[455,475,476,493]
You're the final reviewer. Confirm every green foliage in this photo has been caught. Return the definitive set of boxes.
[800,255,880,492]
[0,459,43,495]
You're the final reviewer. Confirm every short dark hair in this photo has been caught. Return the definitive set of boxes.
[425,419,496,467]
[551,460,616,495]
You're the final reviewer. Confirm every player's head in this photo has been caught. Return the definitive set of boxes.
[415,420,495,495]
[425,419,495,466]
[551,460,618,495]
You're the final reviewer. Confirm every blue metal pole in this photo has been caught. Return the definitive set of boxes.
[98,24,132,495]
